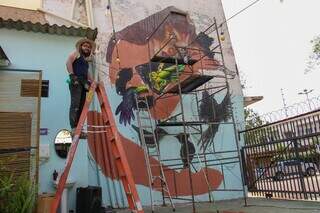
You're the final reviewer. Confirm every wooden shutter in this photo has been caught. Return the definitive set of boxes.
[0,112,32,177]
[20,79,49,97]
[20,79,40,97]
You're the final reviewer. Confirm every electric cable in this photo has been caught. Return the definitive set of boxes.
[188,0,263,46]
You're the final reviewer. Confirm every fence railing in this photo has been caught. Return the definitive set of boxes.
[248,96,320,124]
[239,109,320,200]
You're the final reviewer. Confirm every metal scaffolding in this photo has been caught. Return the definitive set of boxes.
[136,11,247,213]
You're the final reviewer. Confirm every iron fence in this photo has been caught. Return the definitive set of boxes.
[239,109,320,200]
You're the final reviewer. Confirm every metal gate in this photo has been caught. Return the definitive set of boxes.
[239,110,320,200]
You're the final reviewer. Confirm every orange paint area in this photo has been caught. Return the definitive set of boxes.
[87,111,223,196]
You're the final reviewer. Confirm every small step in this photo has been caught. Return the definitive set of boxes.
[147,148,158,152]
[138,108,148,111]
[138,116,150,119]
[146,143,157,147]
[140,125,153,128]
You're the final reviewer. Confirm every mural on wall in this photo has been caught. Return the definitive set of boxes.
[87,111,223,196]
[106,6,222,122]
[87,6,234,196]
[199,90,231,151]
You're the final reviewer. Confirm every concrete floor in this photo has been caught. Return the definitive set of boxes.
[115,198,320,213]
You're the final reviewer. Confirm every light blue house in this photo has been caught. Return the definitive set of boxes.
[0,4,97,211]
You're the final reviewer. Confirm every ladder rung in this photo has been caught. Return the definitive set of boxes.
[140,125,152,128]
[139,116,150,119]
[152,176,165,181]
[144,134,154,138]
[163,196,176,199]
[126,191,132,196]
[137,97,147,101]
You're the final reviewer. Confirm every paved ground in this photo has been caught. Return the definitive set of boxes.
[114,198,320,213]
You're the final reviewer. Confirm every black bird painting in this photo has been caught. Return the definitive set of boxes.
[198,90,231,151]
[175,133,196,169]
[132,125,168,147]
[115,68,138,126]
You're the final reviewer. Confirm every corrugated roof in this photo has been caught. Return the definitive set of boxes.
[0,5,97,40]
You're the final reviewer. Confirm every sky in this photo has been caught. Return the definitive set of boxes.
[221,0,320,115]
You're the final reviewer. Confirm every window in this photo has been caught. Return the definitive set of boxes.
[20,79,49,97]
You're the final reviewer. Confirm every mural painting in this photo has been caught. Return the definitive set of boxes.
[88,6,233,196]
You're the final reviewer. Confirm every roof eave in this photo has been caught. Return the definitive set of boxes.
[0,17,98,40]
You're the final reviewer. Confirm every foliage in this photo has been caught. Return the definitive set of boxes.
[312,37,320,55]
[0,158,37,213]
[244,108,265,129]
[305,36,320,73]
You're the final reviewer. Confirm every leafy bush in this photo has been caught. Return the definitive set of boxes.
[0,158,37,213]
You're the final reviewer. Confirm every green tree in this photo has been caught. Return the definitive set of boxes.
[244,108,265,129]
[305,36,320,73]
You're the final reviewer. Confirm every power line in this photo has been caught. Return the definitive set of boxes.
[188,0,263,47]
[222,0,263,26]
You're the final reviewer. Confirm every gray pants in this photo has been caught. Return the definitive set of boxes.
[69,79,87,129]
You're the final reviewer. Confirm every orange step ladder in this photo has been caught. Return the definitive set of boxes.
[51,82,144,213]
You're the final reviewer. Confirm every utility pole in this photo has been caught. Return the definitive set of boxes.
[281,88,289,117]
[298,89,314,111]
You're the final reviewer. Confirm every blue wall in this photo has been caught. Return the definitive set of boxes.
[0,28,90,211]
[0,25,246,211]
